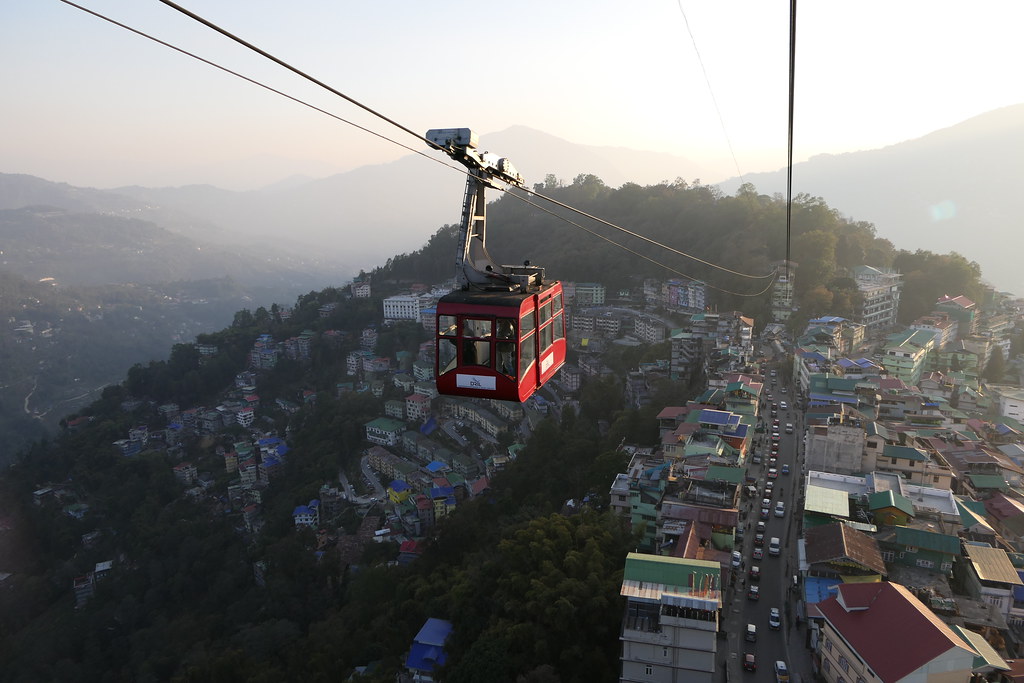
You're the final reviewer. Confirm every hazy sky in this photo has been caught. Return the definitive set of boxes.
[5,1,1023,190]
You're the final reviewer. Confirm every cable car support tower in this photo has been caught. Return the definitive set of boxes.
[426,128,546,293]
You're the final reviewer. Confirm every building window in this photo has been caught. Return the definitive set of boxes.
[881,550,895,562]
[825,639,833,652]
[823,660,831,673]
[645,664,653,676]
[905,546,917,553]
[839,655,850,672]
[663,646,669,658]
[941,562,953,572]
[916,559,935,569]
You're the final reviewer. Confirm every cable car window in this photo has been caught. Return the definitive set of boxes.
[552,293,562,314]
[496,318,516,340]
[438,314,458,337]
[463,339,491,367]
[520,311,535,337]
[438,338,458,374]
[497,341,516,378]
[540,322,553,352]
[520,334,536,377]
[463,318,492,338]
[553,315,565,341]
[539,301,551,325]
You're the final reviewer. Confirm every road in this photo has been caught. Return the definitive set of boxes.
[724,387,811,682]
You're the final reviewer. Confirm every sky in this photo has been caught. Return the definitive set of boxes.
[3,1,1024,191]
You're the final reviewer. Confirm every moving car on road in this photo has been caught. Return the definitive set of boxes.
[769,607,781,629]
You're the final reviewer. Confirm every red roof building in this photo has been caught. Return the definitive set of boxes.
[817,582,975,682]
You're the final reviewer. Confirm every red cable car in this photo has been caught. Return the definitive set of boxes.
[436,282,565,402]
[427,128,565,402]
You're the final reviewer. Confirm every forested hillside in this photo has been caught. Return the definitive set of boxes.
[0,176,988,681]
[378,175,985,326]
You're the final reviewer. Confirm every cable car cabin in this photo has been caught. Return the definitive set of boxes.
[436,282,565,402]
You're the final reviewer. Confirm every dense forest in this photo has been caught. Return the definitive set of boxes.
[377,175,986,329]
[0,177,991,681]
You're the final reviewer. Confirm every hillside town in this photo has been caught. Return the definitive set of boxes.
[38,262,1024,683]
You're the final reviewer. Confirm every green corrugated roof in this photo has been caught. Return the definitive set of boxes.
[623,552,720,587]
[892,526,961,555]
[952,625,1011,672]
[969,474,1008,491]
[704,465,746,484]
[883,444,928,462]
[867,490,915,517]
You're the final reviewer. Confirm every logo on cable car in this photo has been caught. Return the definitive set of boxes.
[540,353,554,373]
[456,374,496,390]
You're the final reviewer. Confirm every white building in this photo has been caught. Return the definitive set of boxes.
[383,295,423,322]
[852,265,903,333]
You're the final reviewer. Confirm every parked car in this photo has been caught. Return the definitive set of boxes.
[753,547,764,560]
[768,468,778,479]
[750,565,761,581]
[769,607,781,629]
[775,660,790,682]
[756,521,767,533]
[743,653,757,672]
[754,533,765,547]
[746,623,757,642]
[747,585,760,600]
[760,506,771,520]
[732,550,742,568]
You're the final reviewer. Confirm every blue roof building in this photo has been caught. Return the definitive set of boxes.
[405,617,453,682]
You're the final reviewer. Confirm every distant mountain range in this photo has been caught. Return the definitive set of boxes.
[3,106,1021,295]
[717,104,1024,295]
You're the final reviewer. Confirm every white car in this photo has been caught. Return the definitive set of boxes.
[732,550,742,568]
[775,501,786,517]
[769,607,781,629]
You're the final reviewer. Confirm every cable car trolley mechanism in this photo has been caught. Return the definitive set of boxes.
[428,128,565,402]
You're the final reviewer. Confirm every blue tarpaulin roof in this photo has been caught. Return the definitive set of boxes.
[406,618,453,672]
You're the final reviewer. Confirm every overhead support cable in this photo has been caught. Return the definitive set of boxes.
[60,0,779,293]
[786,0,797,280]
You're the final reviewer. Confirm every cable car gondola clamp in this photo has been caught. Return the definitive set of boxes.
[428,128,565,403]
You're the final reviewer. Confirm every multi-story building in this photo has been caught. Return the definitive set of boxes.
[365,417,406,447]
[383,294,424,322]
[935,294,977,338]
[909,312,959,350]
[574,282,606,306]
[804,414,866,475]
[960,542,1024,624]
[619,552,721,683]
[663,279,707,313]
[880,328,934,386]
[770,261,796,323]
[405,393,431,423]
[634,315,667,344]
[852,265,903,333]
[351,280,371,298]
